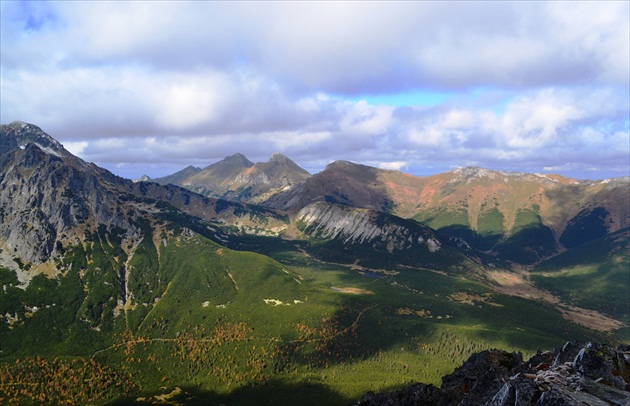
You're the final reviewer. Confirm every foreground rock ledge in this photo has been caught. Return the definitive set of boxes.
[355,341,630,406]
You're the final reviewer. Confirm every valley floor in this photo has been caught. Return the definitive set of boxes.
[486,266,626,332]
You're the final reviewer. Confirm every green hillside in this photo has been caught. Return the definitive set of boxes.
[531,228,630,323]
[0,223,607,405]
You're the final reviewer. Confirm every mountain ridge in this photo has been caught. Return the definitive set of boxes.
[151,152,310,203]
[263,159,629,264]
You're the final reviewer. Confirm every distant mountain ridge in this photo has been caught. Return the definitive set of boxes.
[263,160,629,264]
[151,152,310,203]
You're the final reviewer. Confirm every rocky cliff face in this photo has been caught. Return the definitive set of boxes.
[355,341,630,406]
[0,131,139,266]
[297,202,442,253]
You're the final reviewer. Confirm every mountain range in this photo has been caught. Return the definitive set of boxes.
[0,121,628,405]
[145,144,630,265]
[149,151,310,204]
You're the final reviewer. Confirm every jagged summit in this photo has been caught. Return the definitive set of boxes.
[0,121,69,158]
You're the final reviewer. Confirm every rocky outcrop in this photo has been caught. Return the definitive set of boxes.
[297,202,441,253]
[355,341,630,406]
[0,121,70,158]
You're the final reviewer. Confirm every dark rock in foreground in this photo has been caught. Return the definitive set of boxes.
[355,341,630,406]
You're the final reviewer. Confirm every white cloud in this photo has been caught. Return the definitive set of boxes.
[153,72,231,130]
[373,161,408,171]
[63,141,88,156]
[262,131,332,151]
[1,1,628,180]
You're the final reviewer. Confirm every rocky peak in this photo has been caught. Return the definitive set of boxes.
[265,153,308,174]
[133,175,151,183]
[219,153,254,168]
[325,160,356,170]
[0,121,69,158]
[269,152,292,165]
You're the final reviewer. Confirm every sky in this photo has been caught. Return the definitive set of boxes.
[1,1,629,180]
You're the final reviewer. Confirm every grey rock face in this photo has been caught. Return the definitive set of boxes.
[573,342,630,390]
[297,202,441,253]
[488,375,540,405]
[0,140,136,264]
[0,121,68,157]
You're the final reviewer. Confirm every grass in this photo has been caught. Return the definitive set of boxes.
[530,228,629,322]
[414,204,559,264]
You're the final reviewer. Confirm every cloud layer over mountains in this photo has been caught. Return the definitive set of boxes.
[1,1,628,179]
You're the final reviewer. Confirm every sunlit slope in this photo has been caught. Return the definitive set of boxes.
[531,227,630,323]
[134,232,333,338]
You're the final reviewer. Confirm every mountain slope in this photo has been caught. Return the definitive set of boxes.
[264,162,630,264]
[530,227,630,321]
[150,165,201,186]
[294,201,479,272]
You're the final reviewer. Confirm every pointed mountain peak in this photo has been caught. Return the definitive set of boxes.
[324,160,370,172]
[133,175,151,183]
[270,152,289,162]
[260,153,310,176]
[221,153,254,167]
[1,121,68,158]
